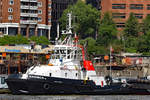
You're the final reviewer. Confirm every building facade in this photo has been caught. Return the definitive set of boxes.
[101,0,150,30]
[0,0,51,39]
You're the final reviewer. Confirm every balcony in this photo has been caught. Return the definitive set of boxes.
[30,6,38,10]
[20,5,29,9]
[20,5,38,10]
[20,20,37,24]
[20,13,30,17]
[20,0,37,2]
[29,13,38,17]
[30,0,37,2]
[20,13,38,17]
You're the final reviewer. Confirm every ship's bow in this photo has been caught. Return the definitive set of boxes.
[6,74,29,94]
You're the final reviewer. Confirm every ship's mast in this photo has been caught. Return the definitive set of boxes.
[61,13,73,45]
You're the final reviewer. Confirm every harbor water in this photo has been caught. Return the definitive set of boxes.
[0,94,150,100]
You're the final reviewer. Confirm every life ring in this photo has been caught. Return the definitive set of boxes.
[43,83,50,90]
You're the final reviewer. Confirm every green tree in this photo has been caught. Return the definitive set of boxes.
[30,36,49,45]
[59,0,100,39]
[38,36,50,45]
[124,13,139,37]
[15,35,29,44]
[30,36,39,44]
[137,31,150,54]
[97,12,117,47]
[125,36,138,53]
[123,13,139,53]
[80,37,96,55]
[142,15,150,34]
[0,36,8,45]
[0,35,29,45]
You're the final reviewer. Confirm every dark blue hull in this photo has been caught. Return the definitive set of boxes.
[6,74,150,95]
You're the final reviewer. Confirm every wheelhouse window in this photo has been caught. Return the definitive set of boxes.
[130,4,143,10]
[112,4,126,9]
[1,77,5,84]
[112,13,126,19]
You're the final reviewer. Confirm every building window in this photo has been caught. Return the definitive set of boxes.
[130,4,143,10]
[116,23,125,28]
[147,4,150,10]
[112,4,126,9]
[134,13,143,19]
[112,13,126,19]
[9,0,14,5]
[48,4,51,8]
[38,2,42,7]
[8,8,13,13]
[38,17,42,22]
[48,11,51,15]
[38,10,42,14]
[48,18,51,22]
[8,15,13,20]
[147,14,150,16]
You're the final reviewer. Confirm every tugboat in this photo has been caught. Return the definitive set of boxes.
[6,13,150,95]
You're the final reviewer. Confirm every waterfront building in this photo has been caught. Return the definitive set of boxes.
[101,0,150,30]
[0,0,52,39]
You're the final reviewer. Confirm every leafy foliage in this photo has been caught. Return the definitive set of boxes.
[15,35,29,44]
[97,12,118,47]
[137,31,150,54]
[0,35,49,46]
[80,37,96,55]
[0,35,29,45]
[59,0,100,39]
[30,36,49,45]
[124,13,139,37]
[142,15,150,34]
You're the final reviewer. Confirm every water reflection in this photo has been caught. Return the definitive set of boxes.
[0,94,150,100]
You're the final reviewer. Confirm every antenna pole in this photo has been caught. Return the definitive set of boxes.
[109,45,112,77]
[68,13,72,30]
[57,23,59,39]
